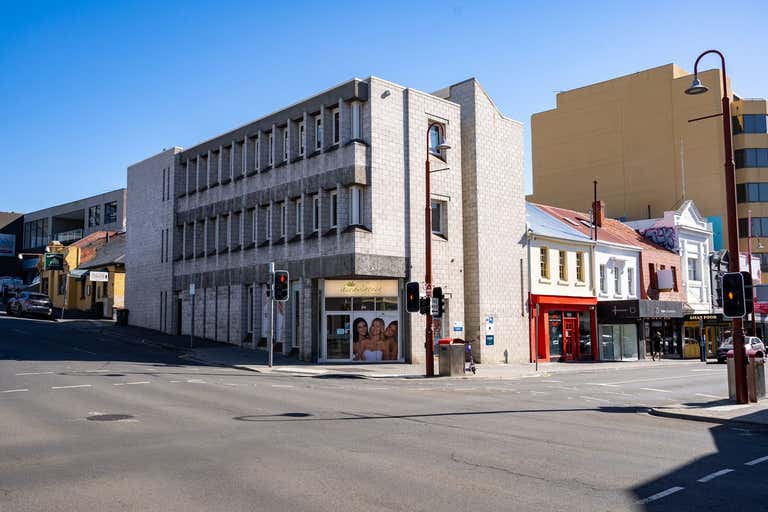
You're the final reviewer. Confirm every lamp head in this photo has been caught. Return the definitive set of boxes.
[685,76,709,95]
[435,142,451,152]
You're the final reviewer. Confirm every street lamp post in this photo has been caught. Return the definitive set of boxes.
[424,122,450,377]
[685,49,748,403]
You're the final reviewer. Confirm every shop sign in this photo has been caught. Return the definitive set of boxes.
[325,279,398,298]
[89,271,108,282]
[44,253,64,271]
[687,314,720,321]
[452,321,464,334]
[597,300,639,321]
[485,334,494,346]
[638,300,683,318]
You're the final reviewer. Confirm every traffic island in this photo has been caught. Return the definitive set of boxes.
[650,400,768,428]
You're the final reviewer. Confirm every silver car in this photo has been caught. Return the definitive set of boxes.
[717,336,765,363]
[7,292,54,320]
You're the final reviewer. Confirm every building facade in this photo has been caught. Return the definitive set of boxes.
[126,77,528,364]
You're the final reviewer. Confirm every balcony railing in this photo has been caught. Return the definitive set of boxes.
[54,228,83,244]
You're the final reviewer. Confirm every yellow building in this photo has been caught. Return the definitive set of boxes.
[530,63,768,268]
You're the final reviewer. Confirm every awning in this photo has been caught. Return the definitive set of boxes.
[68,269,89,279]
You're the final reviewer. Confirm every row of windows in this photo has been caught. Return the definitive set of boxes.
[733,114,768,135]
[88,201,118,227]
[598,264,635,296]
[735,148,768,169]
[23,218,48,249]
[539,248,586,283]
[737,183,768,203]
[738,217,768,237]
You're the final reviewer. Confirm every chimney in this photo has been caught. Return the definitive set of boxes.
[592,200,605,228]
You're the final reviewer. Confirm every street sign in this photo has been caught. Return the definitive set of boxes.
[431,297,440,316]
[485,334,495,346]
[44,253,64,271]
[89,271,108,282]
[189,283,196,296]
[452,321,464,334]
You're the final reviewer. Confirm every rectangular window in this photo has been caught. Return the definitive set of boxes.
[104,201,117,224]
[280,203,287,238]
[431,201,444,235]
[614,267,621,295]
[283,128,288,161]
[734,114,768,135]
[315,116,323,150]
[558,250,567,281]
[88,205,101,227]
[265,207,272,241]
[649,263,658,289]
[312,195,320,232]
[540,247,550,279]
[255,136,260,170]
[295,199,303,235]
[576,253,585,282]
[268,133,274,166]
[687,257,700,281]
[332,108,340,144]
[599,264,607,293]
[330,190,338,228]
[351,101,361,139]
[349,186,362,225]
[298,122,305,156]
[161,229,164,262]
[628,268,635,296]
[672,266,679,291]
[735,148,768,169]
[252,210,257,243]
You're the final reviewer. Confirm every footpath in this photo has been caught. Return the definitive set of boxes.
[650,401,768,428]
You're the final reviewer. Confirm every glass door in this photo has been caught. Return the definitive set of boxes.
[325,314,351,360]
[563,317,578,360]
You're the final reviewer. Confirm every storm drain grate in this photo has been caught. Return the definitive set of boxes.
[86,414,135,422]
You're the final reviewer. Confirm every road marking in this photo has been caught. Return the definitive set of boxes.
[636,486,685,505]
[168,380,182,383]
[186,379,205,383]
[695,393,723,399]
[612,374,715,385]
[697,468,734,482]
[113,381,150,386]
[691,369,722,372]
[51,384,91,390]
[579,395,610,402]
[640,387,671,393]
[586,382,620,387]
[745,455,768,466]
[84,369,110,373]
[530,390,548,395]
[540,380,561,383]
[16,371,54,376]
[2,388,28,393]
[604,391,633,396]
[270,384,295,388]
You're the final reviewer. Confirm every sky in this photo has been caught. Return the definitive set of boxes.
[1,0,767,213]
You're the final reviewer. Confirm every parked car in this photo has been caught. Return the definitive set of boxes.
[6,292,54,320]
[717,336,765,363]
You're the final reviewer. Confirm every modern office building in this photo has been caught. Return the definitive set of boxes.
[125,77,528,364]
[0,212,23,278]
[530,63,768,270]
[21,189,127,252]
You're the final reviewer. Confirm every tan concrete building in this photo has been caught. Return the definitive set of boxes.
[530,63,768,270]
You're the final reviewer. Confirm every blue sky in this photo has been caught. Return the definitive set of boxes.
[1,0,766,213]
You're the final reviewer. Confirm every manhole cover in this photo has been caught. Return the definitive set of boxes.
[86,414,134,422]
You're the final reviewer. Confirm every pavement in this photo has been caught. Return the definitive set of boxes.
[650,400,768,427]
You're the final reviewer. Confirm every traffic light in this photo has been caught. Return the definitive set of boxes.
[419,297,430,315]
[742,271,754,316]
[406,282,420,312]
[432,287,445,318]
[273,270,289,302]
[722,272,746,318]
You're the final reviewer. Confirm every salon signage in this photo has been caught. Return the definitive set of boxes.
[325,279,399,298]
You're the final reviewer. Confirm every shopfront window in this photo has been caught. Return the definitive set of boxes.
[548,312,562,358]
[578,312,592,360]
[323,280,400,362]
[600,324,638,361]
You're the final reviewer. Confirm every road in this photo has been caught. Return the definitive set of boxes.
[1,312,767,511]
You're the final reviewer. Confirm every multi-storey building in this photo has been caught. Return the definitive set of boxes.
[126,77,528,364]
[530,63,768,271]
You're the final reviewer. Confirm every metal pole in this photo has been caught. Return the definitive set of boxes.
[190,292,195,349]
[425,125,435,377]
[593,180,598,242]
[269,261,275,368]
[748,210,757,336]
[692,49,748,403]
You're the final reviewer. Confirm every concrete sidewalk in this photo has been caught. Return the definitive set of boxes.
[650,400,768,428]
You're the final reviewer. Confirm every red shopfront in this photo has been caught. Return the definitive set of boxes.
[530,295,598,362]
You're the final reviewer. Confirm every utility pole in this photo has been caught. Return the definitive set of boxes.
[269,261,275,368]
[189,283,195,349]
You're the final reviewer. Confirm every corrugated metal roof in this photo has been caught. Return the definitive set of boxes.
[526,203,593,242]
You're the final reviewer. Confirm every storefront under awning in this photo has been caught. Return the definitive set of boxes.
[68,269,89,280]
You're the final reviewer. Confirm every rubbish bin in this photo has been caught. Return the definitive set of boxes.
[438,342,465,376]
[747,349,766,403]
[727,349,736,401]
[115,308,129,327]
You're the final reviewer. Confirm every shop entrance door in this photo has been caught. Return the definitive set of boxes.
[563,317,578,360]
[325,314,351,360]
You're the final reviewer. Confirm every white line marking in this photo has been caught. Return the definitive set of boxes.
[579,395,610,402]
[51,384,91,390]
[636,486,685,505]
[697,468,734,482]
[113,381,150,386]
[691,369,722,372]
[613,374,714,385]
[695,393,723,399]
[186,379,205,383]
[2,388,28,393]
[168,380,182,383]
[604,391,633,396]
[586,382,620,387]
[640,387,671,393]
[270,384,295,388]
[16,371,54,376]
[745,455,768,466]
[540,380,561,383]
[84,369,110,373]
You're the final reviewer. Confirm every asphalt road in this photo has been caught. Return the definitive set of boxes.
[1,312,767,511]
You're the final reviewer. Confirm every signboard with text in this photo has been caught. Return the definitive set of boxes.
[43,253,64,271]
[89,271,108,282]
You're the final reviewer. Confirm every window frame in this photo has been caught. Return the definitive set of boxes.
[315,115,323,151]
[268,132,274,166]
[599,264,608,294]
[104,201,118,224]
[351,101,361,139]
[312,195,320,232]
[332,108,340,145]
[428,123,446,158]
[298,121,305,156]
[431,200,444,236]
[329,190,338,228]
[613,266,622,295]
[575,252,585,283]
[282,128,289,162]
[295,199,303,235]
[627,267,635,296]
[265,207,272,241]
[349,186,363,226]
[540,247,550,280]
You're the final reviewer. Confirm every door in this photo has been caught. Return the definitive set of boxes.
[563,317,578,360]
[291,289,301,349]
[176,298,182,336]
[325,314,351,360]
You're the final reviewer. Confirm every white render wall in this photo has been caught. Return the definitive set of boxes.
[530,238,596,299]
[595,245,641,301]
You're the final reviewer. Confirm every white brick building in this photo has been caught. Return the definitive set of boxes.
[125,77,528,363]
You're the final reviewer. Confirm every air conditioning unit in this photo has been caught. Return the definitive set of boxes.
[657,269,674,291]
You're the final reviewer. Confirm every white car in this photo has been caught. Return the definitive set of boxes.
[717,336,765,363]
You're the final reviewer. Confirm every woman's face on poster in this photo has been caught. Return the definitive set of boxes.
[356,320,368,337]
[370,319,385,338]
[385,322,397,338]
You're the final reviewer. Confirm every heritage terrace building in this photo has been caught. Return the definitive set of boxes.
[126,76,527,364]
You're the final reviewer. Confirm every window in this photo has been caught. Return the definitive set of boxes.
[88,205,101,227]
[295,199,303,235]
[739,217,768,238]
[627,268,635,296]
[558,250,567,281]
[431,201,444,235]
[280,203,287,238]
[351,101,361,139]
[649,263,658,289]
[312,195,320,232]
[283,128,289,161]
[687,257,699,281]
[575,253,585,282]
[614,267,622,295]
[315,115,323,150]
[252,210,257,243]
[736,183,768,203]
[265,207,272,241]
[671,266,679,291]
[428,123,445,156]
[104,201,117,224]
[735,148,768,168]
[540,247,550,279]
[332,108,340,144]
[733,114,767,135]
[599,264,607,294]
[298,122,305,156]
[255,136,260,170]
[268,133,274,166]
[330,190,338,228]
[349,186,362,225]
